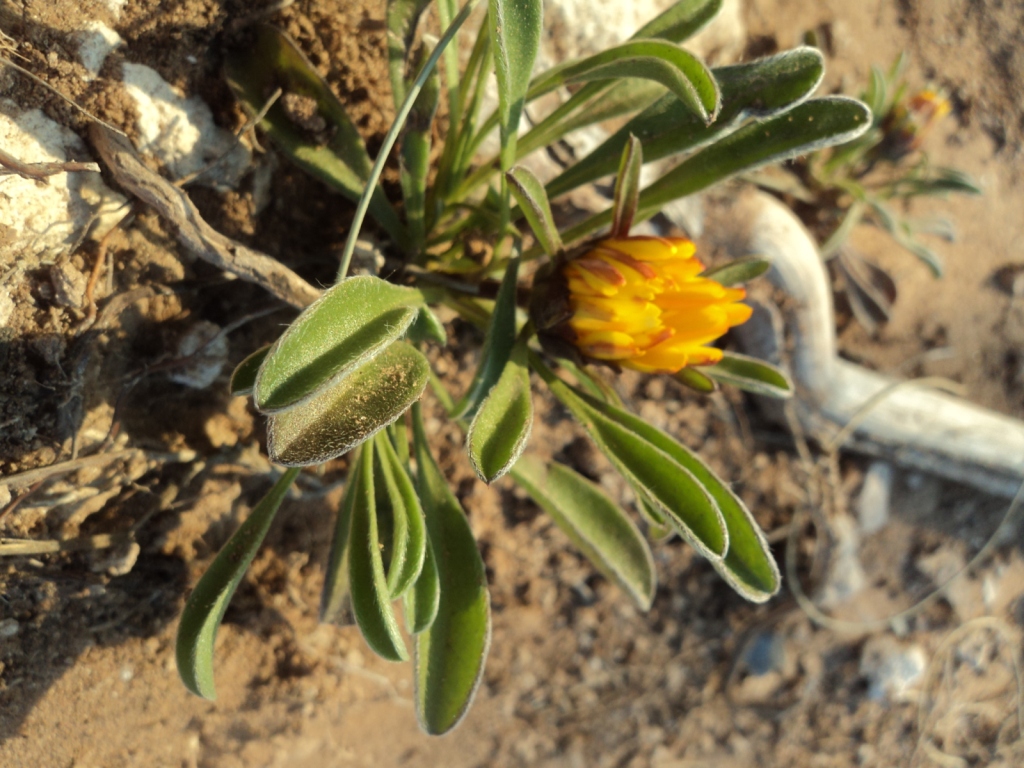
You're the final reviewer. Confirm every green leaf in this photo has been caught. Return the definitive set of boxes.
[412,405,491,735]
[554,358,625,407]
[373,435,410,598]
[511,456,656,610]
[336,1,473,277]
[611,135,643,238]
[348,439,409,662]
[898,168,982,197]
[699,257,772,286]
[557,96,871,247]
[467,339,533,483]
[452,256,520,418]
[320,460,357,625]
[507,167,564,255]
[528,40,720,126]
[400,38,441,246]
[404,535,440,634]
[569,392,780,601]
[865,64,887,119]
[407,304,448,346]
[638,97,870,214]
[635,0,723,41]
[703,352,793,399]
[518,79,666,159]
[224,25,406,246]
[532,357,726,560]
[899,237,944,277]
[229,344,271,396]
[547,47,825,199]
[634,491,673,539]
[375,431,428,598]
[386,0,433,107]
[866,201,945,276]
[489,0,542,169]
[515,0,722,158]
[267,341,430,466]
[254,276,424,413]
[673,366,717,393]
[177,467,300,699]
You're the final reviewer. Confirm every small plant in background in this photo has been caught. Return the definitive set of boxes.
[175,0,871,734]
[751,53,981,331]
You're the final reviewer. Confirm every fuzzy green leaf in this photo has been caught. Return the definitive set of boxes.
[489,0,542,169]
[348,440,409,662]
[254,276,425,413]
[573,395,780,601]
[673,366,717,393]
[407,304,448,346]
[637,97,870,215]
[516,0,722,158]
[229,345,271,397]
[703,352,793,400]
[412,407,491,735]
[533,358,726,560]
[375,431,428,598]
[557,96,871,247]
[400,38,441,246]
[507,167,564,255]
[177,467,299,699]
[519,79,666,158]
[611,135,643,237]
[386,0,433,107]
[467,339,533,483]
[548,47,825,199]
[699,257,772,286]
[512,456,656,610]
[637,0,723,40]
[267,342,429,466]
[320,460,357,625]
[404,535,440,635]
[528,40,720,126]
[452,256,520,418]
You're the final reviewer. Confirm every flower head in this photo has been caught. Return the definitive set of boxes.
[878,88,951,160]
[559,236,752,374]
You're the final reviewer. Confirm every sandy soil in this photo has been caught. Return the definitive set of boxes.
[1,1,1023,766]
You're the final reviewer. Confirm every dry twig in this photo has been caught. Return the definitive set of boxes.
[89,124,322,308]
[0,146,100,181]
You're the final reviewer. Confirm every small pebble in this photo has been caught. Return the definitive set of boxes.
[857,461,892,535]
[860,636,927,702]
[0,618,20,638]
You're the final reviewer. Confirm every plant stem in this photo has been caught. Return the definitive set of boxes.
[337,0,481,283]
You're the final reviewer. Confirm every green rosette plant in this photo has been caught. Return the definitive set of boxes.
[176,0,871,734]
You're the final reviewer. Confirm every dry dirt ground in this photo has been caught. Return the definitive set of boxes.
[2,1,1024,766]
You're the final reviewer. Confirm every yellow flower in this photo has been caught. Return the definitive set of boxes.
[562,236,752,374]
[879,88,951,158]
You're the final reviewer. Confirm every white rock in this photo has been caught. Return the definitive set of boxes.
[0,287,14,328]
[100,0,127,18]
[860,636,927,702]
[167,320,229,389]
[0,618,19,638]
[121,62,250,186]
[92,541,141,577]
[77,21,123,80]
[0,101,125,270]
[50,261,88,309]
[818,513,867,607]
[857,461,893,535]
